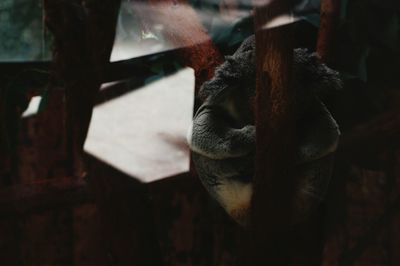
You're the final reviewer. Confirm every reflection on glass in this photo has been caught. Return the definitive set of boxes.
[0,0,52,62]
[110,0,168,62]
[110,0,254,62]
[110,0,324,62]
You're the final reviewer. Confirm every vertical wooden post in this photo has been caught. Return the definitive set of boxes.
[44,0,121,177]
[317,0,341,65]
[251,1,296,265]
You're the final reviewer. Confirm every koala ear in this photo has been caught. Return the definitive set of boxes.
[233,35,255,54]
[199,59,254,102]
[293,49,343,107]
[198,36,257,103]
[311,58,343,97]
[198,78,227,101]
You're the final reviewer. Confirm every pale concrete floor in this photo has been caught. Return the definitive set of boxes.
[84,68,195,183]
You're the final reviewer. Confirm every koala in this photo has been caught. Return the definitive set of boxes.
[188,35,341,226]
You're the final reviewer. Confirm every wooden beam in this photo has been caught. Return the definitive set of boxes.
[44,0,121,177]
[317,0,341,65]
[0,177,89,216]
[86,155,164,266]
[251,0,296,265]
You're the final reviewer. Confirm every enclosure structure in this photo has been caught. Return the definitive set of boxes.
[0,0,400,265]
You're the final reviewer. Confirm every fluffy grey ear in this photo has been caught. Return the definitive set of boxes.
[198,37,256,102]
[294,49,343,99]
[233,35,255,55]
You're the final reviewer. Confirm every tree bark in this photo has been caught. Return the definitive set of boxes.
[251,1,296,265]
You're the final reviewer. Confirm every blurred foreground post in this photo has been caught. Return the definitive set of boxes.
[251,0,296,265]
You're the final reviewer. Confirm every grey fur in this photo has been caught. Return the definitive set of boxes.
[189,35,341,225]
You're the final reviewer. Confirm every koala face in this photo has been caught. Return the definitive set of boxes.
[188,35,341,226]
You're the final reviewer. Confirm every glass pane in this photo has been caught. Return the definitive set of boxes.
[110,0,254,61]
[0,0,52,62]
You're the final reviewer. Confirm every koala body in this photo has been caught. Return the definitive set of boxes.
[188,35,341,225]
